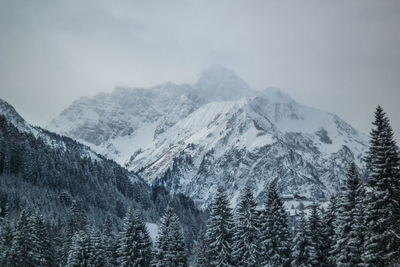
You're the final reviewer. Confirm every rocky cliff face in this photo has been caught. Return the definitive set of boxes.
[48,66,368,208]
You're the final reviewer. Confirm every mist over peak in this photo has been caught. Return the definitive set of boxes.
[194,65,257,102]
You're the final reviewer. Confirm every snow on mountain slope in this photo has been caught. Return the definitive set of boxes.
[48,66,369,208]
[0,98,37,134]
[48,82,205,164]
[126,90,367,207]
[0,98,102,162]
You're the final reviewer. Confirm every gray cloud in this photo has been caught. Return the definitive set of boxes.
[0,0,399,140]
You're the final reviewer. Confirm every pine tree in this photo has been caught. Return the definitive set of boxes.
[63,200,88,265]
[291,211,311,267]
[331,163,362,266]
[67,230,89,267]
[103,216,117,267]
[31,214,54,266]
[307,204,326,267]
[66,200,88,239]
[193,234,211,267]
[362,106,400,266]
[347,184,366,266]
[205,187,234,267]
[232,186,260,267]
[259,182,291,266]
[0,213,13,265]
[88,227,105,267]
[117,208,153,267]
[154,206,187,267]
[9,209,35,266]
[322,196,338,267]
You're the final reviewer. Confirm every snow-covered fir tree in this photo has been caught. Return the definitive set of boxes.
[103,216,117,267]
[192,234,211,267]
[331,163,362,266]
[30,214,54,266]
[117,208,153,267]
[66,230,89,267]
[307,204,326,267]
[88,227,105,267]
[362,106,400,266]
[205,187,234,267]
[63,200,88,265]
[347,184,366,266]
[66,200,88,239]
[154,206,188,267]
[8,210,35,266]
[291,211,311,267]
[232,186,260,267]
[322,196,337,267]
[259,182,291,267]
[0,211,13,265]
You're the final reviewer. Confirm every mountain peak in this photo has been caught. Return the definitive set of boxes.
[194,65,256,102]
[261,87,296,104]
[0,98,33,132]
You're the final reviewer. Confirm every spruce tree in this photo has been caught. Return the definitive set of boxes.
[103,216,117,267]
[9,209,35,266]
[362,106,400,265]
[31,214,54,266]
[154,206,187,267]
[347,184,366,266]
[0,213,13,265]
[193,234,211,267]
[205,187,234,267]
[88,227,105,267]
[331,163,362,266]
[232,186,260,267]
[291,211,311,267]
[117,208,153,267]
[307,204,325,267]
[66,230,89,267]
[322,196,338,267]
[63,200,88,265]
[66,200,88,239]
[260,182,291,266]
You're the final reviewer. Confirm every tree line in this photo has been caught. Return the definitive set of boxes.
[0,200,188,266]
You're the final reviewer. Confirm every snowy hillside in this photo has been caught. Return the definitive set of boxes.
[48,66,369,208]
[0,98,207,242]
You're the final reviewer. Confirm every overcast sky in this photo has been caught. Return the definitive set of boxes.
[0,0,399,140]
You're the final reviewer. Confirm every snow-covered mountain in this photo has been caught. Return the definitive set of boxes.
[0,98,206,241]
[48,66,369,208]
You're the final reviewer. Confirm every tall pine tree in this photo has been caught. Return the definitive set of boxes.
[322,196,338,267]
[307,204,326,267]
[31,214,54,266]
[193,234,211,267]
[63,200,88,265]
[66,230,88,267]
[291,211,311,267]
[88,227,106,267]
[331,163,362,266]
[347,184,366,266]
[362,106,400,265]
[0,211,13,265]
[117,208,153,267]
[8,210,35,266]
[205,187,234,267]
[260,182,291,267]
[154,206,187,267]
[103,216,117,267]
[232,186,260,267]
